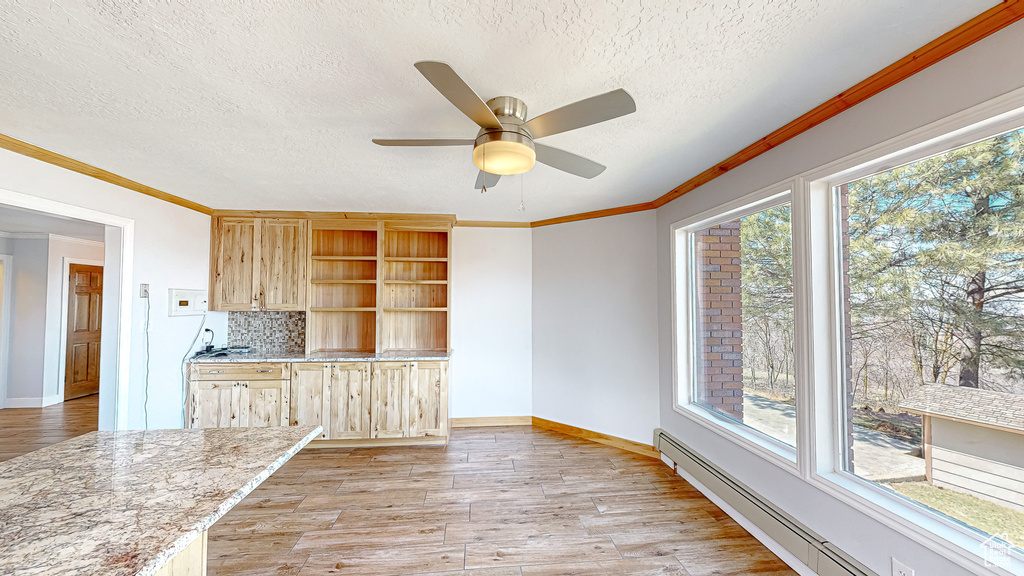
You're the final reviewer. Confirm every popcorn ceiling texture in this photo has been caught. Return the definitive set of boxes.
[228,311,306,354]
[0,1,996,221]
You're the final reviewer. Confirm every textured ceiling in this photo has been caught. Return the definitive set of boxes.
[0,1,999,221]
[0,205,106,242]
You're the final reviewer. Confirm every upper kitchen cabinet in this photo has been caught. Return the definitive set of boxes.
[210,217,307,311]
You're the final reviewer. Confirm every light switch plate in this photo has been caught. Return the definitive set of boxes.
[892,558,914,576]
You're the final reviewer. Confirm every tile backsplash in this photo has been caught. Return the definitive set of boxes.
[227,311,305,353]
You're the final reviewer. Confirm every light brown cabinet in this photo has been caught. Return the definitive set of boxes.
[187,360,447,444]
[289,362,372,440]
[210,217,306,311]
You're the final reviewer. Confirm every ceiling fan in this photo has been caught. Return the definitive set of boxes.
[373,61,636,190]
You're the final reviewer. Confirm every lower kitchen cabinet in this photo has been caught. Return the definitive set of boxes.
[187,360,448,444]
[409,362,449,438]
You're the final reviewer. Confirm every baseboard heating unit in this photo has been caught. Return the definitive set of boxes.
[654,428,876,576]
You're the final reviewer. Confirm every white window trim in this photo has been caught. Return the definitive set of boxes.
[800,89,1024,576]
[669,83,1024,576]
[671,183,799,471]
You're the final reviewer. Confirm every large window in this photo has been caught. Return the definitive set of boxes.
[672,104,1024,574]
[837,126,1024,554]
[678,196,797,451]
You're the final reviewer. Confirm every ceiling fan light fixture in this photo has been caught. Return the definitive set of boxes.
[473,131,535,175]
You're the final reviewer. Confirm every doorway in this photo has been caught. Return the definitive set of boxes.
[63,264,103,401]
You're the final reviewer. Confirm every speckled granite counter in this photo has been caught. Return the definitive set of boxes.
[189,349,451,363]
[0,425,321,576]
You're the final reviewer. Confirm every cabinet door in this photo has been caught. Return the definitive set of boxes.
[409,362,448,438]
[238,380,290,428]
[187,381,242,429]
[260,219,306,311]
[327,363,371,439]
[371,362,409,438]
[290,363,329,439]
[211,218,259,311]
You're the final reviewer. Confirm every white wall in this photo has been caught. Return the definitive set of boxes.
[656,20,1024,576]
[450,227,532,418]
[532,210,659,444]
[44,235,105,401]
[0,148,213,429]
[6,238,49,404]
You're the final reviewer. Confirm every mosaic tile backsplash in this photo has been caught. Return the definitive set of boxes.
[227,311,306,354]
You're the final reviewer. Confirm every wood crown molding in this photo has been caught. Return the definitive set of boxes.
[213,210,456,224]
[454,221,532,228]
[0,133,214,216]
[3,2,1019,227]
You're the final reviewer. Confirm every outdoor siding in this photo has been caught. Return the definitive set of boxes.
[931,419,1024,513]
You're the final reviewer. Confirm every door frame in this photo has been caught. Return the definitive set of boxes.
[57,257,104,401]
[0,254,13,409]
[0,187,134,431]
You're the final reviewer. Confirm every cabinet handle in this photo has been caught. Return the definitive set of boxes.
[207,370,224,374]
[256,369,274,373]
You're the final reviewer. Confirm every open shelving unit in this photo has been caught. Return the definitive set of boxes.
[305,220,451,355]
[307,224,380,354]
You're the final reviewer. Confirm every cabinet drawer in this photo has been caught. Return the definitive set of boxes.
[191,363,287,381]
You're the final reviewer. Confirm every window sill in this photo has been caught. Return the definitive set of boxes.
[672,402,799,474]
[808,470,1024,576]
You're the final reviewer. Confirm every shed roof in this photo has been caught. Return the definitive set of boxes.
[900,385,1024,434]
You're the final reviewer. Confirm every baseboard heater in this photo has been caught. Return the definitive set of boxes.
[653,428,877,576]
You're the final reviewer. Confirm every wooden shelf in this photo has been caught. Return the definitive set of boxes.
[383,280,448,285]
[310,307,377,312]
[312,255,377,261]
[383,307,448,312]
[311,279,377,284]
[384,257,447,263]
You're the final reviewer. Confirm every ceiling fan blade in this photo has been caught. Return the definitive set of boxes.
[372,139,473,146]
[414,61,503,130]
[534,143,606,178]
[524,89,636,139]
[474,171,501,190]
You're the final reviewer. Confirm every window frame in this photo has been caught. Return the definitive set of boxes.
[802,97,1024,574]
[670,84,1024,576]
[671,183,800,470]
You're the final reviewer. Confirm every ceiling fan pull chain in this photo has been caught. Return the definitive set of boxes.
[481,144,487,193]
[519,174,526,212]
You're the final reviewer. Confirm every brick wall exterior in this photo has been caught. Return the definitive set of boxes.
[839,184,856,472]
[695,221,744,420]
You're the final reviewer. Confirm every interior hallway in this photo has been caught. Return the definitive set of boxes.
[0,394,98,461]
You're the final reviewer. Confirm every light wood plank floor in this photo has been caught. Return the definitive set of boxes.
[0,394,98,461]
[210,426,795,576]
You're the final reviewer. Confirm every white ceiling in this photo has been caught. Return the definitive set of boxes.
[0,204,106,242]
[0,1,998,221]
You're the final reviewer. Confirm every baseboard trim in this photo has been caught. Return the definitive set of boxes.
[308,436,448,448]
[5,395,62,408]
[451,416,533,427]
[531,416,661,459]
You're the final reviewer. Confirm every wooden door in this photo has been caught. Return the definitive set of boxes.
[238,380,290,427]
[187,381,241,429]
[408,362,448,438]
[290,363,329,439]
[327,363,371,439]
[211,218,258,311]
[260,219,306,311]
[64,264,103,400]
[371,362,409,438]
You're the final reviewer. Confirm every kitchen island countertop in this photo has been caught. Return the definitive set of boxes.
[0,425,320,576]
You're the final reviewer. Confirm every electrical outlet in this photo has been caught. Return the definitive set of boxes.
[892,558,914,576]
[140,283,150,299]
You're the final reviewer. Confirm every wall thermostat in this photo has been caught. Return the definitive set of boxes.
[169,289,208,316]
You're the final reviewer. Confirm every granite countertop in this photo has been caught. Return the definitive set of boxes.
[0,426,321,576]
[189,349,452,363]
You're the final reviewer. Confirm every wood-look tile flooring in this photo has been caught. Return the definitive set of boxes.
[0,394,98,461]
[209,426,795,576]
